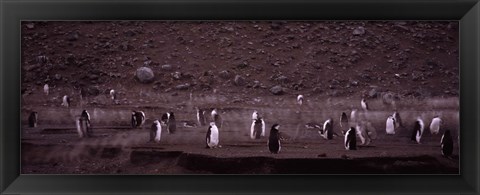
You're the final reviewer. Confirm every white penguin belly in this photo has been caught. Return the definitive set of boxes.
[154,124,162,142]
[386,119,395,134]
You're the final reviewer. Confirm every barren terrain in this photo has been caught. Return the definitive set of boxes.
[21,21,459,174]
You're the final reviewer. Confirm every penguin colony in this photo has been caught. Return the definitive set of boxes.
[30,91,455,158]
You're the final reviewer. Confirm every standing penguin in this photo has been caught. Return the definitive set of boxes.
[340,112,349,129]
[440,130,453,157]
[429,116,442,135]
[385,115,396,135]
[268,124,281,154]
[150,120,162,143]
[297,95,304,106]
[61,95,71,107]
[320,118,334,140]
[28,111,38,127]
[411,118,425,144]
[252,110,258,120]
[131,111,146,128]
[393,111,403,128]
[250,117,266,139]
[109,89,119,104]
[344,127,357,150]
[43,84,49,96]
[196,107,207,126]
[361,98,369,111]
[109,89,116,100]
[166,112,176,134]
[211,108,222,128]
[206,122,219,148]
[76,114,91,138]
[81,110,91,134]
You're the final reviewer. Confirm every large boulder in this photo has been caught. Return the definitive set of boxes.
[136,67,155,83]
[270,85,284,95]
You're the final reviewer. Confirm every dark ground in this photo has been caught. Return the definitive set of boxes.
[20,21,459,174]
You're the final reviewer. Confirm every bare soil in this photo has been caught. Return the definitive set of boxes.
[20,21,459,174]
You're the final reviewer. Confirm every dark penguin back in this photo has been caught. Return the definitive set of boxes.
[325,120,334,140]
[214,113,221,128]
[441,130,454,156]
[168,112,176,134]
[150,122,158,142]
[206,125,212,148]
[346,128,357,150]
[161,113,169,125]
[253,118,263,139]
[28,112,37,127]
[268,127,280,153]
[411,120,421,141]
[198,109,206,126]
[131,112,144,128]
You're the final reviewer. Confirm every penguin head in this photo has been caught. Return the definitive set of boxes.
[110,89,115,95]
[153,120,161,125]
[272,124,280,131]
[132,111,136,116]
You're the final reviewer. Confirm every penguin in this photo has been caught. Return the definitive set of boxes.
[344,127,357,150]
[440,130,453,157]
[43,84,49,96]
[297,95,304,106]
[320,118,334,140]
[361,98,369,111]
[28,111,38,127]
[161,112,169,125]
[340,112,348,130]
[385,115,396,135]
[81,110,91,134]
[196,107,207,126]
[61,95,70,107]
[211,108,222,128]
[250,117,266,139]
[392,111,403,128]
[206,122,219,148]
[131,111,146,128]
[109,89,116,101]
[268,124,281,154]
[76,114,91,138]
[166,112,176,134]
[429,116,442,135]
[150,120,162,143]
[411,118,425,144]
[252,110,258,120]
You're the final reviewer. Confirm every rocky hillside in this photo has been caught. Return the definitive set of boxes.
[21,21,459,104]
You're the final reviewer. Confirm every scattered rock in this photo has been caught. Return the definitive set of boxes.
[54,74,62,80]
[172,71,182,80]
[26,23,35,29]
[234,75,246,86]
[67,32,79,41]
[135,67,155,83]
[219,70,233,80]
[368,88,378,98]
[270,85,284,95]
[352,26,365,35]
[175,83,190,90]
[161,64,173,71]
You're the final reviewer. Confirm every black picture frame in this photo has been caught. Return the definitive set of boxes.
[1,0,479,194]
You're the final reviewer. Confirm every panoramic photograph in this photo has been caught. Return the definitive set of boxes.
[21,21,459,174]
